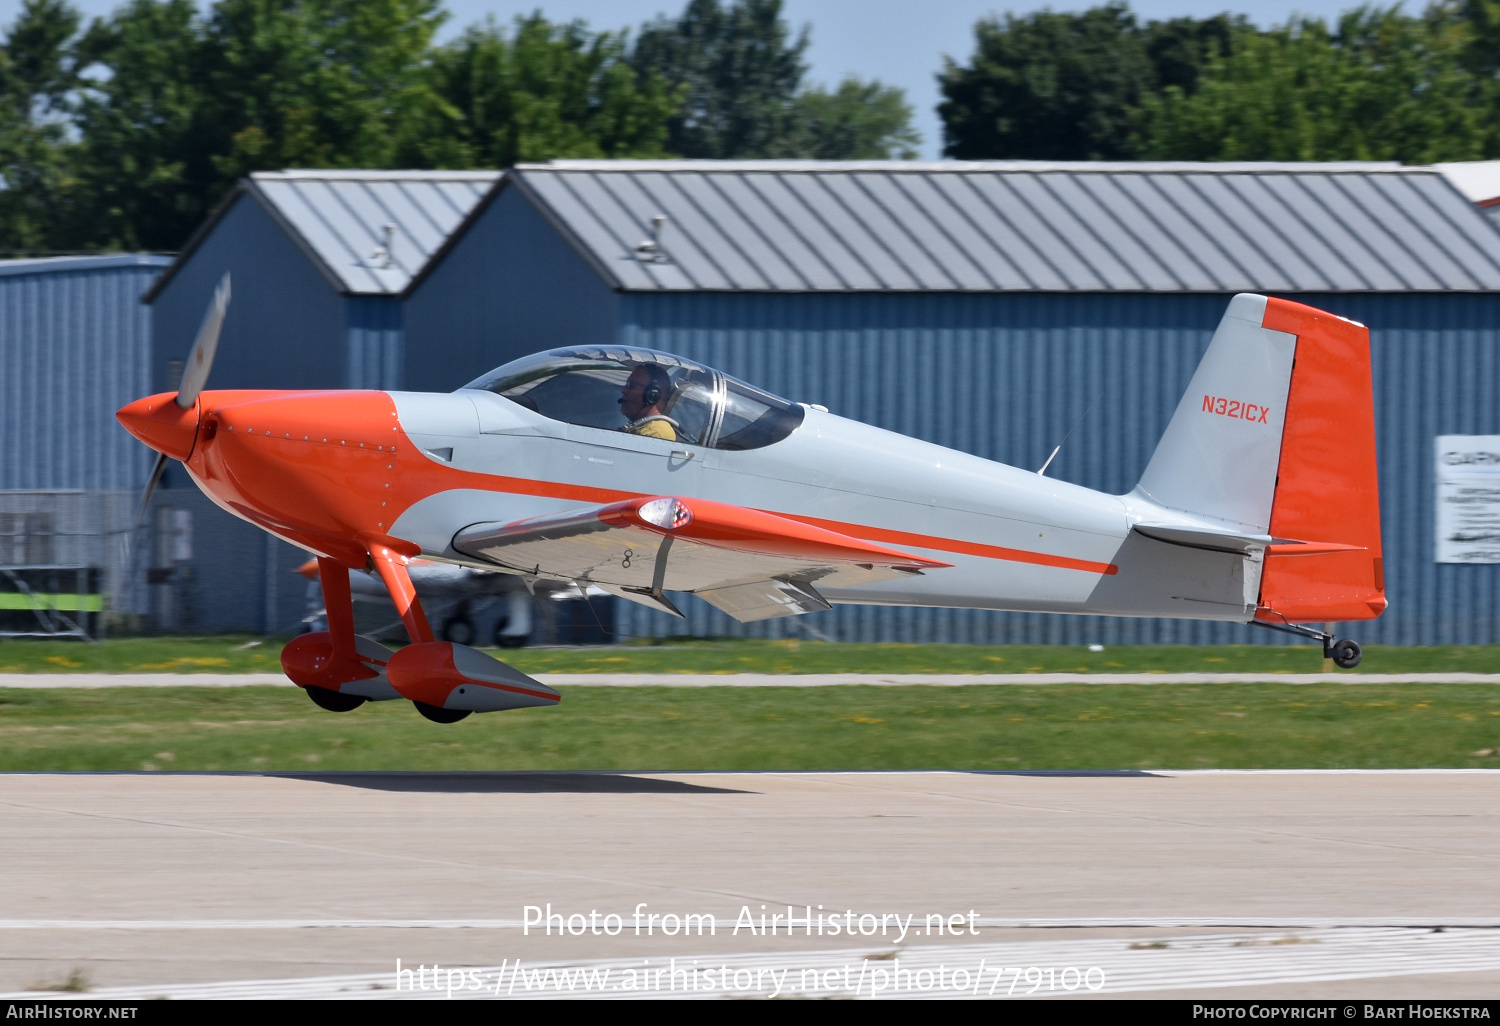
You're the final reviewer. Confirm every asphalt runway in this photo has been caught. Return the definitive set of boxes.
[2,770,1499,999]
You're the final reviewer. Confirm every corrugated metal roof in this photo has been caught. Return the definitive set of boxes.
[1433,160,1500,205]
[513,161,1500,293]
[147,170,502,301]
[0,254,172,278]
[250,170,500,295]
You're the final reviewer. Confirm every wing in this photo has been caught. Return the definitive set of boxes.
[452,496,951,622]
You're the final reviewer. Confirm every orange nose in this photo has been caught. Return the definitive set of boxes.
[117,393,200,461]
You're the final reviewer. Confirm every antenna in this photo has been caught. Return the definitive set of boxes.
[370,223,397,269]
[1037,389,1105,477]
[636,215,670,263]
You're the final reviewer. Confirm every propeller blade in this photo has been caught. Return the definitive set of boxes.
[136,451,169,529]
[175,272,231,409]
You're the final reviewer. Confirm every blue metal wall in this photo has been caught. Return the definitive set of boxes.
[405,185,622,392]
[347,297,403,389]
[0,257,168,490]
[148,195,375,635]
[613,290,1500,646]
[151,194,346,393]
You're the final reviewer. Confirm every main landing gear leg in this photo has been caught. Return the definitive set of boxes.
[1249,619,1362,669]
[367,542,469,723]
[283,556,372,712]
[368,542,434,644]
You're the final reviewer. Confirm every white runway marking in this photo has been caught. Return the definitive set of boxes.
[4,672,1499,688]
[10,928,1500,999]
[3,916,1500,930]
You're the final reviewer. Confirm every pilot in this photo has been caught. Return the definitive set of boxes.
[618,364,679,440]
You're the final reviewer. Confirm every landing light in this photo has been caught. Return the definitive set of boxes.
[638,497,692,530]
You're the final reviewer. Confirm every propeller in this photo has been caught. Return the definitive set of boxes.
[176,273,231,409]
[134,273,231,528]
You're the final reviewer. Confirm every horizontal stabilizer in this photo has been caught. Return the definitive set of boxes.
[1134,523,1371,556]
[1132,524,1274,554]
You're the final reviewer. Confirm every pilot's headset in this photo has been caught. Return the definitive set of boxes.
[639,365,671,408]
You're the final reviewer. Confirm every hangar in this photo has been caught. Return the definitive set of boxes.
[0,254,168,636]
[143,170,500,635]
[418,160,1500,646]
[141,160,1500,645]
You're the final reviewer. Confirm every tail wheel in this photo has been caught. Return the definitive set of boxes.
[414,701,471,724]
[441,616,476,646]
[1331,639,1362,669]
[304,686,365,712]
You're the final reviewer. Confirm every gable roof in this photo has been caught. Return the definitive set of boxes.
[511,160,1500,293]
[145,169,502,302]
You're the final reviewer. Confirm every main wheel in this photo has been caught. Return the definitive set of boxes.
[414,701,471,724]
[441,616,476,646]
[304,686,365,712]
[1331,638,1362,669]
[492,615,528,649]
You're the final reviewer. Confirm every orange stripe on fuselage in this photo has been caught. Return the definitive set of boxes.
[772,514,1119,576]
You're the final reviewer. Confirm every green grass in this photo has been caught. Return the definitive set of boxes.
[7,636,1500,675]
[2,684,1498,772]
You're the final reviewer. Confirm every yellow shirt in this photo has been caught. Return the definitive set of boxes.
[629,417,678,441]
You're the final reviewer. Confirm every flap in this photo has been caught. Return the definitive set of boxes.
[593,582,686,619]
[452,495,950,598]
[698,578,832,622]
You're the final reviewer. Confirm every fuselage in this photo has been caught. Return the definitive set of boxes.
[121,384,1257,623]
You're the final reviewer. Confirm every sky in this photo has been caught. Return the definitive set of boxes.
[3,0,1370,159]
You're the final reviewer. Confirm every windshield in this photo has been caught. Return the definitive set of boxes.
[464,346,804,450]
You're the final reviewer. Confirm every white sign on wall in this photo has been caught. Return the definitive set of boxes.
[1435,435,1500,563]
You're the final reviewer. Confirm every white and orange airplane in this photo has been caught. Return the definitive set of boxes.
[119,279,1384,722]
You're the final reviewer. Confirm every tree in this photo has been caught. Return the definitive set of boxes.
[68,0,214,250]
[0,0,82,252]
[67,0,446,250]
[1457,0,1500,154]
[1144,14,1243,95]
[632,0,808,158]
[402,15,679,168]
[633,0,918,159]
[783,77,919,160]
[4,0,922,251]
[938,3,1154,160]
[1133,6,1484,163]
[205,0,445,175]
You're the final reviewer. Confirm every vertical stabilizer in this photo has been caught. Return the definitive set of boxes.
[1133,294,1386,625]
[1135,294,1296,532]
[1255,298,1386,623]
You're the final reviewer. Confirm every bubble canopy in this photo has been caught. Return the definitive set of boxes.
[463,346,805,451]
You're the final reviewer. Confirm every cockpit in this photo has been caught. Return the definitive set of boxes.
[464,347,806,451]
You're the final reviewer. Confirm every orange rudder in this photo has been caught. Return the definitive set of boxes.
[1255,298,1387,624]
